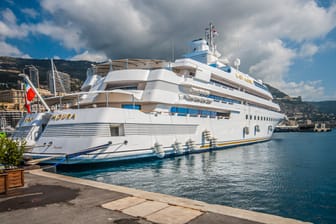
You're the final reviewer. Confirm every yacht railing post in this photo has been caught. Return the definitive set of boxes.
[59,97,62,110]
[77,95,80,109]
[18,73,51,112]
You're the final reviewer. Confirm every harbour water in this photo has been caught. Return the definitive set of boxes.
[61,131,336,224]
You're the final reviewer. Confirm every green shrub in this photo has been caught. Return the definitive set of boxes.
[0,136,26,169]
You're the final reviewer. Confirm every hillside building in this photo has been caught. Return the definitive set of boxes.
[0,88,52,129]
[48,70,71,95]
[24,65,40,89]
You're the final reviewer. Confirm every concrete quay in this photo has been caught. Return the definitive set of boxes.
[0,169,311,224]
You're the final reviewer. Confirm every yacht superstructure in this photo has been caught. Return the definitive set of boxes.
[23,24,284,164]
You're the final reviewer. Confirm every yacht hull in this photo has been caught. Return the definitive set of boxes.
[24,107,282,165]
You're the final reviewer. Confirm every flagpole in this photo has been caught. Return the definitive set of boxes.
[19,73,51,112]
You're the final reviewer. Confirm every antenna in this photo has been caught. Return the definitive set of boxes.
[209,23,213,52]
[205,22,218,54]
[171,39,175,62]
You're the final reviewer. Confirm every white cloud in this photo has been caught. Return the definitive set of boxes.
[0,41,20,55]
[276,80,325,101]
[248,39,296,83]
[0,41,30,58]
[2,8,16,24]
[40,0,153,57]
[70,50,107,62]
[38,1,336,59]
[298,43,319,58]
[0,8,28,38]
[319,40,336,52]
[275,1,336,41]
[0,8,30,58]
[31,21,84,51]
[21,8,38,18]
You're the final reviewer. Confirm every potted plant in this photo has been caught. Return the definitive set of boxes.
[0,168,8,194]
[0,136,26,192]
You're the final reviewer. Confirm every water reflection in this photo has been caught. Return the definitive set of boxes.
[62,132,336,224]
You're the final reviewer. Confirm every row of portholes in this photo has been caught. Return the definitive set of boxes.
[245,114,277,122]
[243,125,260,136]
[243,125,273,137]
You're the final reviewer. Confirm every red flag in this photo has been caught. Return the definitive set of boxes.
[24,82,36,113]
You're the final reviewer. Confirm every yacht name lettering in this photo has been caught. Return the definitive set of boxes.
[235,73,253,84]
[24,117,34,123]
[51,113,76,121]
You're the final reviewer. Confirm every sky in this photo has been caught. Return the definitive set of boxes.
[1,0,336,101]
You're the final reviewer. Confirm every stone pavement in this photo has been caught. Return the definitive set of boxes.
[0,169,310,224]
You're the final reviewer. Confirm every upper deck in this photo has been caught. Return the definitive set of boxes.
[173,58,273,101]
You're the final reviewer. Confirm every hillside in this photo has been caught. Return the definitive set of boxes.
[265,84,288,98]
[0,56,91,90]
[308,101,336,115]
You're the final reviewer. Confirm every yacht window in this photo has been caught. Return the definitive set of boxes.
[110,124,124,136]
[253,81,269,91]
[217,112,230,119]
[122,104,141,110]
[201,110,210,117]
[120,86,138,90]
[220,65,231,73]
[110,126,119,136]
[210,111,217,118]
[189,108,199,117]
[106,84,138,90]
[170,107,218,118]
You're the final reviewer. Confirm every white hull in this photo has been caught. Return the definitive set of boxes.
[25,107,282,164]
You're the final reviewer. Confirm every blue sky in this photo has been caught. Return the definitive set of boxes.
[1,0,336,101]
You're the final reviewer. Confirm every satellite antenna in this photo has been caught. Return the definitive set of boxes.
[234,58,240,70]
